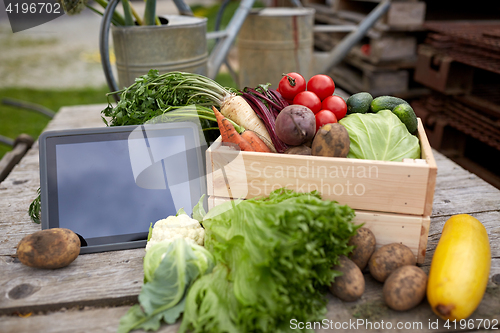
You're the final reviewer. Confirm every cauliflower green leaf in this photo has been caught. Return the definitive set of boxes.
[118,238,214,333]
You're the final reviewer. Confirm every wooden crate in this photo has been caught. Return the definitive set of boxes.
[414,44,474,95]
[325,58,410,96]
[206,120,437,264]
[333,0,426,28]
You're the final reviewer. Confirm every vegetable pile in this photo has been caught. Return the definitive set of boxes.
[101,70,420,162]
[118,189,359,333]
[180,189,358,333]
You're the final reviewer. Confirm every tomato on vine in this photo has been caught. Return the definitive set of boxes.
[278,72,306,101]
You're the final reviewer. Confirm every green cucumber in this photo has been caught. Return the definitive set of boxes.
[370,96,409,113]
[392,103,418,134]
[346,92,373,114]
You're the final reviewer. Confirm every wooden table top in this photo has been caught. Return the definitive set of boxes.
[0,104,499,333]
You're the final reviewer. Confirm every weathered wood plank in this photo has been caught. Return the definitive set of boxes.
[0,248,145,315]
[0,306,180,333]
[432,185,500,217]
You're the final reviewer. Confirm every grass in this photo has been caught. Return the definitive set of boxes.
[0,86,110,159]
[0,73,237,160]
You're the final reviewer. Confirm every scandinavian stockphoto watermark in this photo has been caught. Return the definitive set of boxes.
[249,160,379,197]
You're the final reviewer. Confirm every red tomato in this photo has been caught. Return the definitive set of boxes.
[361,44,371,56]
[322,95,347,120]
[315,110,338,132]
[307,74,335,101]
[278,72,306,100]
[293,91,322,114]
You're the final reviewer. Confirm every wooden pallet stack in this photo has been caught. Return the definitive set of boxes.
[411,21,500,188]
[307,0,427,97]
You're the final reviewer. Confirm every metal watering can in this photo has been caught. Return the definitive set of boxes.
[99,0,391,99]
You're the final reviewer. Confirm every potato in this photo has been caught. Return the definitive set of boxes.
[285,145,311,155]
[330,255,365,302]
[311,123,350,157]
[368,243,416,282]
[17,228,80,269]
[348,227,376,270]
[383,265,427,311]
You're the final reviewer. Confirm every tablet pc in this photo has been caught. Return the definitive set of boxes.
[39,122,206,254]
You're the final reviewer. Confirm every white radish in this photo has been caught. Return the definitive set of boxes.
[221,94,275,151]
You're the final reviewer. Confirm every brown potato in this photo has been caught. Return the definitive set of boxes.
[284,145,312,155]
[330,255,365,302]
[311,123,350,157]
[17,228,80,269]
[368,243,416,282]
[348,227,376,271]
[383,265,427,311]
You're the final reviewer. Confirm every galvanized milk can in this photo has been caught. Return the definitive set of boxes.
[237,7,315,89]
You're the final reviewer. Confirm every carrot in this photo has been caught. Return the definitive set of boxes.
[220,95,275,151]
[241,130,272,153]
[212,106,230,142]
[212,106,254,152]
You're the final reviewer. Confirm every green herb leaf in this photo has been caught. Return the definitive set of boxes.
[28,187,41,224]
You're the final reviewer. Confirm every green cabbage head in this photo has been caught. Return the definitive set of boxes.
[339,110,420,161]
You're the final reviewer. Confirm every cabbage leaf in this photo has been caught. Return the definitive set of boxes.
[339,110,420,161]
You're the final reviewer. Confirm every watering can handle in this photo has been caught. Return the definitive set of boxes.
[99,0,123,99]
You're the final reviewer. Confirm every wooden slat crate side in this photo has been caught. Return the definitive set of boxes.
[207,196,428,264]
[333,0,426,27]
[328,62,410,96]
[353,210,427,264]
[207,147,431,216]
[385,2,426,27]
[417,215,431,264]
[417,119,438,216]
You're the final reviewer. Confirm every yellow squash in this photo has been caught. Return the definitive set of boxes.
[427,214,491,320]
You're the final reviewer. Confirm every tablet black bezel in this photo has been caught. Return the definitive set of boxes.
[39,123,206,254]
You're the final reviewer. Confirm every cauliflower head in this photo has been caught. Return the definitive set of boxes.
[145,214,204,251]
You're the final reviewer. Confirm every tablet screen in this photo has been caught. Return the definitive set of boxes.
[40,123,206,253]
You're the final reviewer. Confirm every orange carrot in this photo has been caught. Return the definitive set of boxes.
[212,106,254,152]
[212,106,230,142]
[241,130,272,153]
